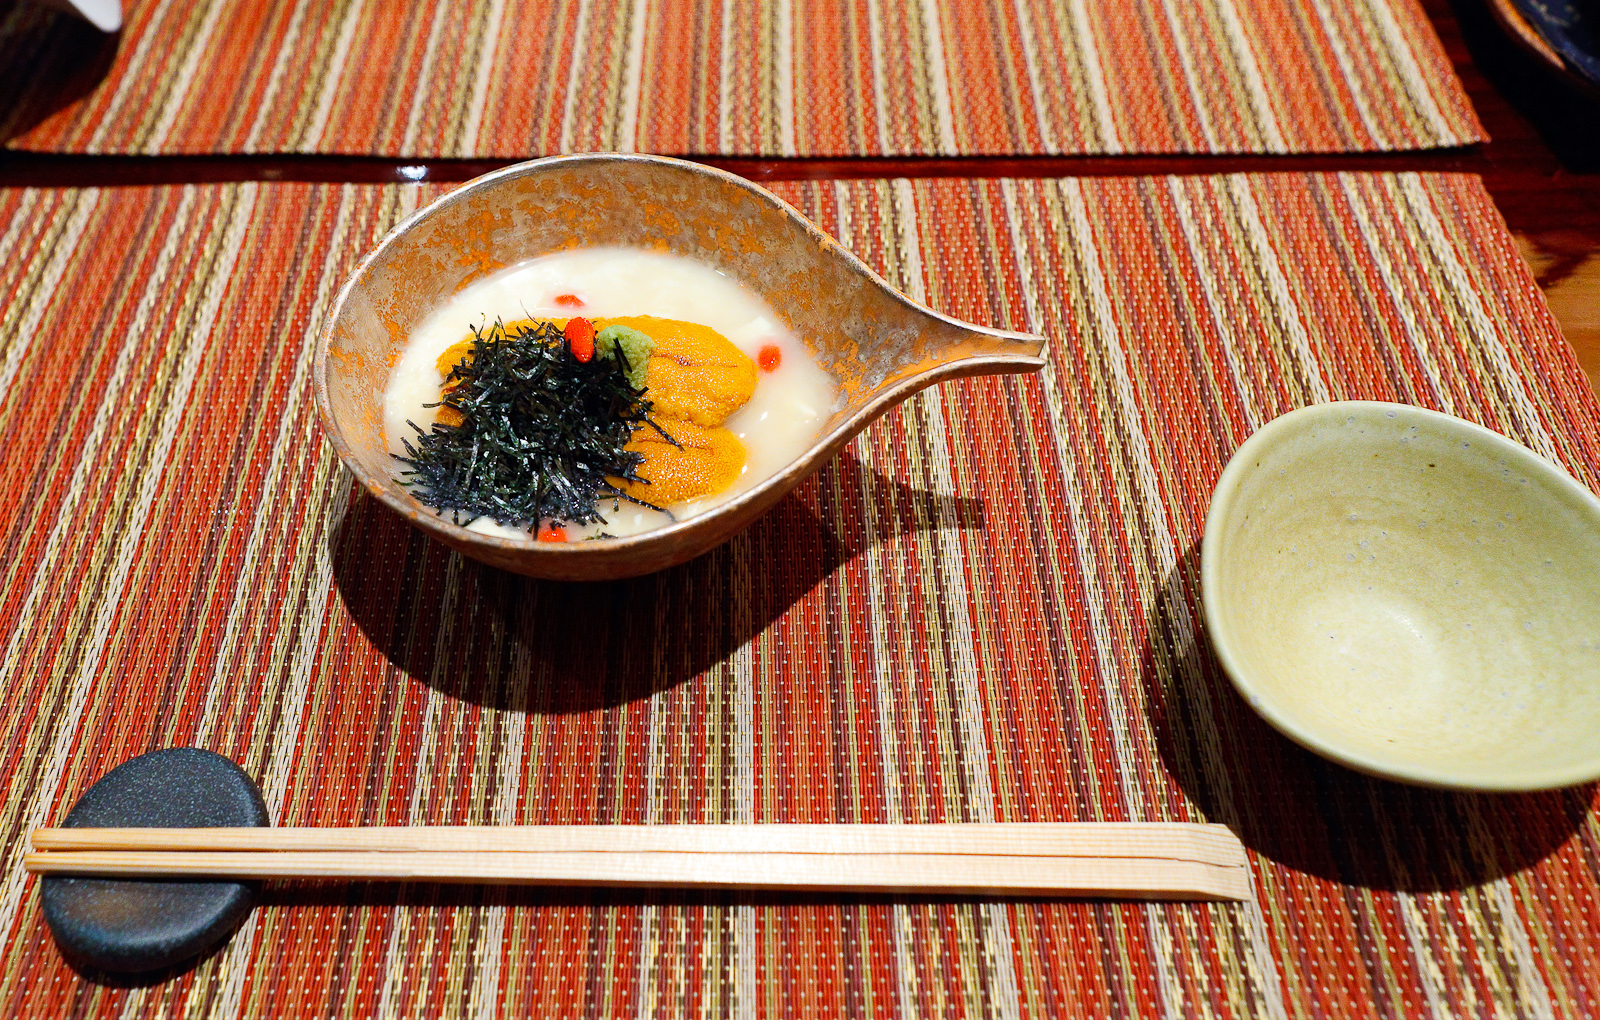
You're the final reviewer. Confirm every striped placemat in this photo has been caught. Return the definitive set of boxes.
[2,0,1483,157]
[0,172,1594,1018]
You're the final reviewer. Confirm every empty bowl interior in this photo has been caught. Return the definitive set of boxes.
[1204,404,1600,789]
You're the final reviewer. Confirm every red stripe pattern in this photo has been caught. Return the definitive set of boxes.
[0,0,1484,157]
[0,174,1594,1017]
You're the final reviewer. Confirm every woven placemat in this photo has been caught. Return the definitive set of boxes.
[2,0,1484,157]
[0,173,1594,1018]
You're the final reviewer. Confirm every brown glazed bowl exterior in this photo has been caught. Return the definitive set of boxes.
[314,154,1045,580]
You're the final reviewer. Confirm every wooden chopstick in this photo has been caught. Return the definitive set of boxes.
[24,824,1251,901]
[23,849,1251,900]
[30,823,1244,867]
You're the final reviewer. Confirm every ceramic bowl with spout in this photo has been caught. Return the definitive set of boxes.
[315,154,1045,580]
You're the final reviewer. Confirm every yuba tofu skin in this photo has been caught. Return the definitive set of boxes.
[385,248,837,539]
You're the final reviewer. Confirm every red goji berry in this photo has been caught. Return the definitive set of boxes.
[554,293,584,308]
[565,317,596,362]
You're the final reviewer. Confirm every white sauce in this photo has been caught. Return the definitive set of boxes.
[384,248,837,539]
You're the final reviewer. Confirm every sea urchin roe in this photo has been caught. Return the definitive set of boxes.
[429,315,755,512]
[612,417,746,505]
[603,315,758,427]
[433,338,476,428]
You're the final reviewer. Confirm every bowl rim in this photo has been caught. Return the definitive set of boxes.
[1200,399,1600,792]
[313,152,1042,569]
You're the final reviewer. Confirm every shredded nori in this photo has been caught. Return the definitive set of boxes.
[397,319,668,527]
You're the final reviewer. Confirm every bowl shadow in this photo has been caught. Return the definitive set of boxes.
[1143,542,1594,894]
[331,451,983,714]
[0,3,120,145]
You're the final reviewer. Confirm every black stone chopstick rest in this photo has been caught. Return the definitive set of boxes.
[40,748,269,975]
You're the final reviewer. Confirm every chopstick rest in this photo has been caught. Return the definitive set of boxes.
[29,749,1253,976]
[37,748,268,975]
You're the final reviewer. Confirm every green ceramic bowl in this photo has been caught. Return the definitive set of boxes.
[1202,401,1600,791]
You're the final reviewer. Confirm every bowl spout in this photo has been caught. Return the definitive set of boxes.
[812,300,1046,466]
